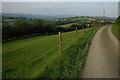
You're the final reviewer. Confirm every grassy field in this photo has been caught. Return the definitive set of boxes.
[112,24,120,40]
[57,23,78,28]
[24,19,57,25]
[3,27,100,78]
[2,17,57,25]
[112,16,120,40]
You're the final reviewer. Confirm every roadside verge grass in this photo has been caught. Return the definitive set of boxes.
[112,17,120,40]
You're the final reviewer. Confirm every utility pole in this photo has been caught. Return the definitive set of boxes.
[102,0,106,25]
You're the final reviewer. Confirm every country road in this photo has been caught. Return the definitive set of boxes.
[82,26,119,78]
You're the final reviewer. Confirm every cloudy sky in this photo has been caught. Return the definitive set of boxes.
[2,0,119,2]
[2,2,118,17]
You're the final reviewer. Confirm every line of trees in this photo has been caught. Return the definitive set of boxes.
[3,19,87,41]
[3,17,104,41]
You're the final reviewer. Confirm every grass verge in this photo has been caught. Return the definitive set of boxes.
[111,17,120,40]
[112,24,120,40]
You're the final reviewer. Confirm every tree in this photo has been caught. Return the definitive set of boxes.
[33,20,44,35]
[13,20,28,37]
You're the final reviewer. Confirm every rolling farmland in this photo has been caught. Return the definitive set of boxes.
[57,23,78,28]
[2,2,118,79]
[3,27,100,78]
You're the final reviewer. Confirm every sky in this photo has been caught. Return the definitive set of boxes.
[1,0,119,2]
[2,2,118,17]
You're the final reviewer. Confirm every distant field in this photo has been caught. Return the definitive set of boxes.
[57,23,78,28]
[43,19,57,25]
[24,19,57,25]
[2,18,57,25]
[65,17,95,21]
[3,26,100,78]
[2,16,96,26]
[23,19,36,24]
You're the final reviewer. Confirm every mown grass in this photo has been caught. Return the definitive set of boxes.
[2,27,100,78]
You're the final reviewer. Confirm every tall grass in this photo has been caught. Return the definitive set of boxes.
[112,16,120,40]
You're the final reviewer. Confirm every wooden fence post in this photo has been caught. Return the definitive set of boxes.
[76,27,78,38]
[58,32,62,54]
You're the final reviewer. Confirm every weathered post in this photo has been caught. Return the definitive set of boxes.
[58,32,62,54]
[76,27,78,38]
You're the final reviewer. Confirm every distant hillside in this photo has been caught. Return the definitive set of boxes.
[2,13,77,19]
[95,16,116,22]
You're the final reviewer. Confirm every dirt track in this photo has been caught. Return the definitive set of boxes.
[82,26,119,78]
